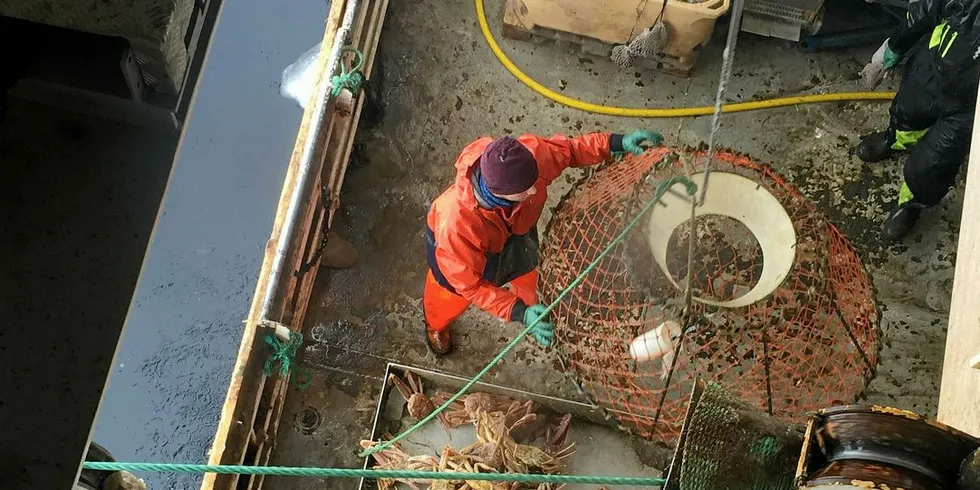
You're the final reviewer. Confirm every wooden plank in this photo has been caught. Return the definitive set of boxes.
[321,0,376,216]
[278,0,373,329]
[275,148,332,327]
[936,88,980,437]
[241,1,391,486]
[289,0,391,333]
[202,0,391,487]
[272,0,380,332]
[199,1,347,488]
[286,193,328,330]
[326,0,391,224]
[245,377,288,490]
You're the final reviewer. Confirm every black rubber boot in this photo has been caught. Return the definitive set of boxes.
[856,131,895,163]
[882,203,922,242]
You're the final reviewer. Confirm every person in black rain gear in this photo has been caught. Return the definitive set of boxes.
[856,0,980,241]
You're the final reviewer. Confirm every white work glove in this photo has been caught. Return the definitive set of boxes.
[859,38,891,90]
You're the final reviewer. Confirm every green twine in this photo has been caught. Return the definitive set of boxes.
[81,462,666,486]
[749,435,780,458]
[330,47,364,97]
[360,172,698,457]
[264,332,311,389]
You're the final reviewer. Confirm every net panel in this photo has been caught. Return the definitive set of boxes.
[540,148,880,445]
[676,381,802,490]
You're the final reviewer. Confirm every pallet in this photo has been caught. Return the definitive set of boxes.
[200,0,390,488]
[501,0,698,77]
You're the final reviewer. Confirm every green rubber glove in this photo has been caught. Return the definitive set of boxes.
[523,304,554,347]
[883,46,900,70]
[623,129,664,155]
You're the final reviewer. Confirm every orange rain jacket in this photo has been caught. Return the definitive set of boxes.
[425,132,617,322]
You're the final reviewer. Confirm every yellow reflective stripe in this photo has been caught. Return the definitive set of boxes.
[898,181,915,206]
[942,31,959,57]
[929,21,950,49]
[892,129,929,150]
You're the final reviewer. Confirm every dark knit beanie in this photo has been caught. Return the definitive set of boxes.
[479,136,538,195]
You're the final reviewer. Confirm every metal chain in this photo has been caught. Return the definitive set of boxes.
[295,177,333,277]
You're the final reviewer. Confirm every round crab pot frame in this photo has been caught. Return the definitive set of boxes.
[539,148,881,445]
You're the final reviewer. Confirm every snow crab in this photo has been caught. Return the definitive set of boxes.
[388,372,436,420]
[364,385,576,490]
[470,409,575,476]
[360,439,437,490]
[430,391,518,428]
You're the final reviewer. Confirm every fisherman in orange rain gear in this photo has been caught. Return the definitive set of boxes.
[423,130,663,355]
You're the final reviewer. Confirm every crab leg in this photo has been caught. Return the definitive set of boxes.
[406,371,424,394]
[388,373,414,401]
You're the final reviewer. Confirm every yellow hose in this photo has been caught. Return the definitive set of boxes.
[476,0,896,117]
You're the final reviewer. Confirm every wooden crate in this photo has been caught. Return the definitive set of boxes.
[501,0,730,77]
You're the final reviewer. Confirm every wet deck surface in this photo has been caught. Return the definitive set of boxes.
[265,1,959,489]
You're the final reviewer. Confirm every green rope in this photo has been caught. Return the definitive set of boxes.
[264,331,311,389]
[330,47,364,97]
[82,462,666,486]
[361,172,698,457]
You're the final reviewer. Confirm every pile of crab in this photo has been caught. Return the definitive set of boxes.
[361,372,576,490]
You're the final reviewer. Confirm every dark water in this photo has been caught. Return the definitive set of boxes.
[91,1,329,488]
[0,103,176,490]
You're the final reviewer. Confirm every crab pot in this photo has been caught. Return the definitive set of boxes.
[540,148,881,447]
[795,405,980,490]
[358,363,665,490]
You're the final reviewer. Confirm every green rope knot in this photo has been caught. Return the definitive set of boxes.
[264,331,311,389]
[330,47,365,97]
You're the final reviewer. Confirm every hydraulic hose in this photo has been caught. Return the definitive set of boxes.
[475,0,895,117]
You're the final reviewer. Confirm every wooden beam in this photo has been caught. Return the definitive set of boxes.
[199,1,346,488]
[936,87,980,437]
[201,0,390,487]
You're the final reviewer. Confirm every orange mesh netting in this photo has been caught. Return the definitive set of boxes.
[539,148,880,445]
